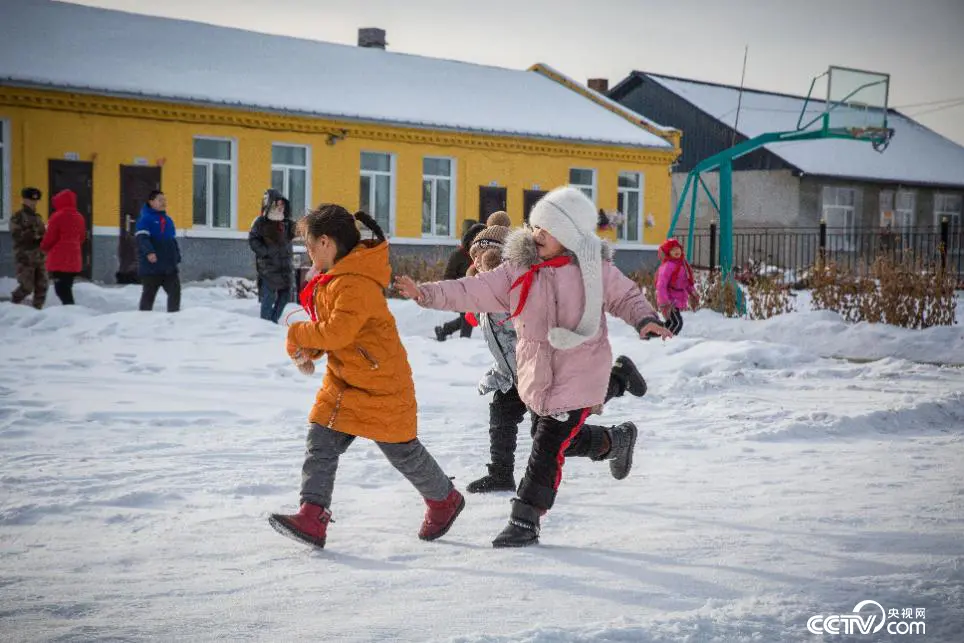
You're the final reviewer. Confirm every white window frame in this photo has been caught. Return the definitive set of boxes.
[616,171,644,244]
[0,118,10,230]
[359,151,396,237]
[271,143,311,219]
[822,186,859,250]
[934,193,962,233]
[881,189,917,248]
[895,191,916,229]
[421,156,456,238]
[192,136,237,231]
[569,168,596,205]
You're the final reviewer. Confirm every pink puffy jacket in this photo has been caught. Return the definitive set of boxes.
[417,231,659,416]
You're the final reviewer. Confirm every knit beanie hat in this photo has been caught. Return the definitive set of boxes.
[486,211,511,228]
[528,186,603,350]
[468,219,511,275]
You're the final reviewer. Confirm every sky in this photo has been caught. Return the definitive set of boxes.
[65,0,964,146]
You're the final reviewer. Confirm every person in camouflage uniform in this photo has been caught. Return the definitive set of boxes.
[10,187,48,309]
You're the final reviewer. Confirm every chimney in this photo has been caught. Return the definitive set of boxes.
[587,78,609,94]
[358,28,387,50]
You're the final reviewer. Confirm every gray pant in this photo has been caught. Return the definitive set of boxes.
[301,423,454,508]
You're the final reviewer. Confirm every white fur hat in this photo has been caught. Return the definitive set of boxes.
[528,186,603,350]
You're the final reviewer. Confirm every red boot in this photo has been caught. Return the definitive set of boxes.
[418,489,465,541]
[268,502,332,548]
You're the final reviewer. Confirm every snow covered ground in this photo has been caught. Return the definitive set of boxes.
[1,278,962,642]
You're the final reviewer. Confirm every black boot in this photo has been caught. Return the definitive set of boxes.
[606,422,638,480]
[434,325,447,342]
[612,355,647,398]
[466,464,515,494]
[492,499,541,548]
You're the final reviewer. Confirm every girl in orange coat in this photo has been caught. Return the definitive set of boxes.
[269,205,464,548]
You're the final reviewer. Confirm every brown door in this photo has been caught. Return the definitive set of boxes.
[523,189,547,223]
[478,186,507,224]
[48,160,94,280]
[119,165,161,283]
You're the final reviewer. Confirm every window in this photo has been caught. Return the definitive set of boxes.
[359,152,395,235]
[271,144,310,219]
[193,137,235,228]
[616,172,644,243]
[896,191,916,229]
[569,168,596,204]
[881,190,917,248]
[0,118,9,225]
[422,157,454,237]
[822,186,859,250]
[935,193,962,236]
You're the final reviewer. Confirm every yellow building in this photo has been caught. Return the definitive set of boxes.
[1,0,679,282]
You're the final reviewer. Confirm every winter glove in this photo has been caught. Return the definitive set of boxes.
[286,337,322,375]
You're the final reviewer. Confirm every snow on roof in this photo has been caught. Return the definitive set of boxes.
[644,73,964,187]
[534,64,678,134]
[0,1,672,150]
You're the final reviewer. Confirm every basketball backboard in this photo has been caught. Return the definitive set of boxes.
[826,66,890,130]
[797,65,892,150]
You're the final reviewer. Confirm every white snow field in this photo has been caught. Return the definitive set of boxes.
[1,278,962,642]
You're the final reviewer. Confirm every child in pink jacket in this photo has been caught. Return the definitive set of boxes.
[654,238,696,335]
[396,186,671,547]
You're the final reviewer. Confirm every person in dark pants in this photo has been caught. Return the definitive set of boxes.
[10,187,48,309]
[396,187,672,547]
[654,238,696,336]
[434,220,487,341]
[249,189,295,323]
[40,189,87,306]
[135,190,181,312]
[461,218,649,494]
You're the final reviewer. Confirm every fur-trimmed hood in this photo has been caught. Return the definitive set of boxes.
[502,228,614,268]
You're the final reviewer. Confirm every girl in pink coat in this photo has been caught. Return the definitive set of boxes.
[396,186,671,547]
[654,238,696,335]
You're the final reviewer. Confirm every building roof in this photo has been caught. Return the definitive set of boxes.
[613,71,964,187]
[0,1,672,150]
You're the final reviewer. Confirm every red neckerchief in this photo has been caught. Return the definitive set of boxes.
[504,255,571,322]
[299,273,335,322]
[666,256,694,289]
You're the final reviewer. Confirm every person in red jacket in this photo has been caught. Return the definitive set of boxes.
[40,190,87,305]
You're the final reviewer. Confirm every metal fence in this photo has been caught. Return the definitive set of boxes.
[676,222,964,284]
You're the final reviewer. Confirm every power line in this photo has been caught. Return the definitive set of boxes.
[907,99,964,118]
[891,96,964,110]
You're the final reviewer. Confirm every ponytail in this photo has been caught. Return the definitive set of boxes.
[354,210,386,243]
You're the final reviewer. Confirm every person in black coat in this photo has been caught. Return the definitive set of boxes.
[249,189,295,323]
[434,221,486,341]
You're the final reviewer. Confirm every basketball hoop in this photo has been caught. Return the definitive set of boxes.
[849,126,894,153]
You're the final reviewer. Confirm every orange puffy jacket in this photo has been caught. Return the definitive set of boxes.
[287,240,417,443]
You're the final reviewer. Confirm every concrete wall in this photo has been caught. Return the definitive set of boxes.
[672,170,801,229]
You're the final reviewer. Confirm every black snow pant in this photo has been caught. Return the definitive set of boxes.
[50,272,77,305]
[487,367,628,473]
[517,409,611,511]
[139,273,181,313]
[439,313,473,339]
[664,308,684,335]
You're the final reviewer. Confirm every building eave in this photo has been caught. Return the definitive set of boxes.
[0,83,679,164]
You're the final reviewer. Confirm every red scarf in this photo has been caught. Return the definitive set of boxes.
[299,273,335,322]
[504,255,572,322]
[666,256,695,290]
